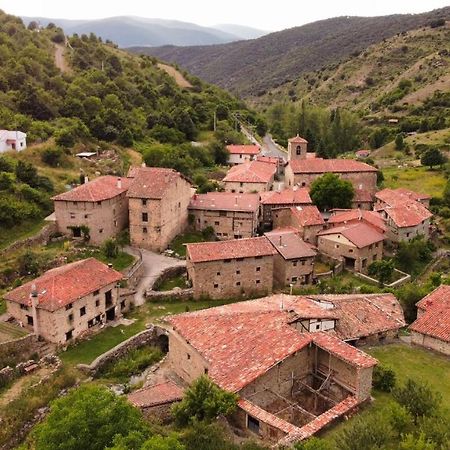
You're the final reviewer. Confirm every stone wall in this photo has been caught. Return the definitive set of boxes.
[123,249,144,289]
[146,289,194,302]
[0,222,57,257]
[77,325,169,375]
[0,334,38,366]
[411,331,450,356]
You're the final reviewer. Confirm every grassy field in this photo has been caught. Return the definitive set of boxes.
[382,166,447,198]
[155,274,187,291]
[168,231,210,257]
[323,343,450,443]
[0,219,46,251]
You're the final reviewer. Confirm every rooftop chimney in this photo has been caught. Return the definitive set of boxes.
[117,177,122,189]
[84,176,89,184]
[279,235,283,247]
[30,284,39,338]
[141,162,146,167]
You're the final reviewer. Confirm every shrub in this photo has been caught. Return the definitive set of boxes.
[102,238,119,258]
[41,147,63,167]
[373,365,396,392]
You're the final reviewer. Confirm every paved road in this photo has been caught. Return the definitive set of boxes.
[125,247,186,306]
[261,134,288,161]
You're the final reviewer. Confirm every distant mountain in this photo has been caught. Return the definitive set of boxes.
[131,7,450,97]
[21,16,268,47]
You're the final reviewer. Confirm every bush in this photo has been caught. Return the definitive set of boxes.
[101,238,119,258]
[373,365,396,392]
[41,147,63,167]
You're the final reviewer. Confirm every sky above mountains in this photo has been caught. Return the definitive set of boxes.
[2,0,449,30]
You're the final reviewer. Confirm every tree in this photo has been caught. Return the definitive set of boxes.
[399,433,437,450]
[420,148,447,169]
[172,376,237,426]
[15,160,38,187]
[372,364,396,392]
[368,259,395,286]
[33,384,149,450]
[310,173,354,210]
[294,437,332,450]
[395,133,405,150]
[393,379,441,422]
[102,238,119,258]
[18,250,41,277]
[41,147,63,167]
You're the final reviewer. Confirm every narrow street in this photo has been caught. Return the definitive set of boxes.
[260,134,288,161]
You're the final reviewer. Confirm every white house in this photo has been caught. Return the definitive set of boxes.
[0,130,27,153]
[226,144,261,165]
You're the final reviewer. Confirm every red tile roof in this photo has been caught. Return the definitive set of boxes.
[189,192,259,213]
[376,188,430,206]
[265,229,317,259]
[309,293,405,340]
[260,188,312,205]
[410,286,450,343]
[186,236,276,263]
[127,381,184,408]
[355,150,371,157]
[52,176,131,202]
[353,189,373,203]
[289,158,377,174]
[256,155,281,165]
[318,222,384,248]
[223,160,276,184]
[167,295,377,392]
[328,209,386,233]
[226,144,260,155]
[395,188,431,201]
[289,135,308,144]
[4,258,123,312]
[126,167,191,199]
[291,206,325,227]
[381,203,432,228]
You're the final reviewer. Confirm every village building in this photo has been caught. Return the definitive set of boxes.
[375,188,431,209]
[127,167,193,252]
[352,188,374,210]
[355,150,371,159]
[259,188,312,227]
[256,155,284,177]
[328,209,386,234]
[185,237,276,299]
[317,222,384,273]
[0,129,27,152]
[410,285,450,356]
[52,176,131,245]
[164,295,380,445]
[226,144,261,165]
[188,192,259,240]
[265,229,316,287]
[222,160,277,194]
[4,258,124,344]
[273,205,325,245]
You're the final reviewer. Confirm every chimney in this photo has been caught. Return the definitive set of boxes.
[235,196,238,206]
[141,162,146,167]
[30,284,39,338]
[84,176,89,184]
[279,235,283,247]
[117,177,122,189]
[108,263,113,268]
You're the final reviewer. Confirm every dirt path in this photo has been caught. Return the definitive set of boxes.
[54,43,71,74]
[157,63,192,88]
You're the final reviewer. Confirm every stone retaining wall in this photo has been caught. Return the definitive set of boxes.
[151,265,187,291]
[124,248,144,289]
[0,334,38,366]
[146,288,194,302]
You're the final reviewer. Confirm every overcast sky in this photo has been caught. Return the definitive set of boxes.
[1,0,448,30]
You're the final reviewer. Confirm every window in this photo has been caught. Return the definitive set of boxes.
[301,182,306,187]
[20,304,28,310]
[255,256,263,260]
[214,283,219,288]
[142,199,147,206]
[215,221,220,226]
[256,267,261,272]
[219,211,227,217]
[373,254,377,261]
[120,300,126,310]
[65,303,73,311]
[296,146,301,155]
[114,220,117,227]
[93,290,99,296]
[236,270,240,275]
[216,272,221,276]
[26,315,33,326]
[99,228,103,234]
[142,212,148,222]
[84,214,89,219]
[95,299,100,307]
[204,368,209,375]
[291,277,298,282]
[301,260,305,265]
[88,319,94,328]
[349,249,353,253]
[293,261,298,267]
[105,290,112,306]
[70,213,76,219]
[248,415,260,434]
[316,323,321,330]
[236,257,244,261]
[236,281,241,286]
[80,306,86,316]
[97,201,101,206]
[65,330,73,341]
[143,227,148,234]
[224,259,231,263]
[68,313,73,322]
[187,353,191,360]
[240,182,244,187]
[256,280,260,284]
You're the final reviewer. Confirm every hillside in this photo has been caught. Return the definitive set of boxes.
[22,16,267,47]
[132,7,450,97]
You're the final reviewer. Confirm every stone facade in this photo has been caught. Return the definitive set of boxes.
[54,192,129,245]
[317,233,383,273]
[6,281,126,344]
[379,209,430,243]
[223,180,271,194]
[410,331,450,356]
[272,253,314,288]
[128,176,192,252]
[187,254,274,299]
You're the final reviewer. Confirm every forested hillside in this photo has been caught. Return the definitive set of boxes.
[132,7,450,97]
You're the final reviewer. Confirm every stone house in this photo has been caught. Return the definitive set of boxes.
[185,237,277,299]
[317,222,384,273]
[52,176,131,245]
[164,295,378,445]
[127,167,193,252]
[259,188,312,227]
[374,188,432,243]
[265,229,316,287]
[227,144,261,165]
[256,155,284,178]
[273,205,325,245]
[0,129,27,152]
[327,209,386,234]
[410,285,450,356]
[4,258,124,344]
[188,192,260,240]
[351,189,374,210]
[222,160,277,194]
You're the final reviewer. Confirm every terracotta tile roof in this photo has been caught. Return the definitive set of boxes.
[289,158,377,174]
[288,135,308,144]
[167,295,378,392]
[256,155,281,164]
[189,192,259,212]
[260,188,312,205]
[410,286,450,343]
[291,206,325,227]
[355,150,371,157]
[126,167,191,199]
[381,203,432,228]
[328,209,386,233]
[376,188,430,206]
[353,189,373,203]
[309,293,405,340]
[52,176,131,202]
[186,236,276,263]
[4,258,123,312]
[318,222,384,248]
[226,144,260,155]
[223,160,276,184]
[265,229,317,259]
[127,381,184,408]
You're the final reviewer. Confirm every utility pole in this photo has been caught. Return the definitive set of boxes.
[213,111,217,132]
